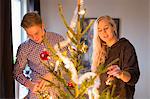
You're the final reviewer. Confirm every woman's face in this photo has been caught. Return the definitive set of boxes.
[98,19,115,43]
[25,24,45,43]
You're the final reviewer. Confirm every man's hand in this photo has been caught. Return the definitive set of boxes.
[31,80,48,93]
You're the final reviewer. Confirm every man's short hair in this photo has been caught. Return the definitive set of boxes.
[21,12,42,28]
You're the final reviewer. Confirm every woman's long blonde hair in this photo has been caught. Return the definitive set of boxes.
[91,15,117,72]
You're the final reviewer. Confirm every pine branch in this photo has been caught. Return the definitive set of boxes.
[96,58,120,75]
[77,76,97,98]
[80,20,94,38]
[106,58,120,68]
[111,84,116,97]
[75,58,119,98]
[58,1,77,39]
[40,59,74,97]
[77,15,81,41]
[40,77,67,98]
[66,31,77,45]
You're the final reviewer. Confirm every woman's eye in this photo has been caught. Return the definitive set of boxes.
[104,26,109,30]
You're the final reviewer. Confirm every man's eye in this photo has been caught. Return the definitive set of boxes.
[98,29,102,33]
[27,35,33,39]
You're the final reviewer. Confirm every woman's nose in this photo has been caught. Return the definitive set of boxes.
[103,28,107,33]
[101,29,107,34]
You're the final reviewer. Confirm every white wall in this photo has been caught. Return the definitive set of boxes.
[40,0,76,38]
[148,0,150,97]
[40,0,149,99]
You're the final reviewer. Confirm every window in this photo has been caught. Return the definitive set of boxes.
[11,0,28,98]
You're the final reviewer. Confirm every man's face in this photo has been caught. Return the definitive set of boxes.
[25,24,45,43]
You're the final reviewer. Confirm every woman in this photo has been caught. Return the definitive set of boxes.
[91,15,140,99]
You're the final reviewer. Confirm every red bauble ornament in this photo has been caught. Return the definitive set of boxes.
[67,82,74,88]
[40,51,50,60]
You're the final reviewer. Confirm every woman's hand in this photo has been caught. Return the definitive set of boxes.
[107,65,131,82]
[107,65,122,79]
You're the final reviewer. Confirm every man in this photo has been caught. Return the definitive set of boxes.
[13,12,65,98]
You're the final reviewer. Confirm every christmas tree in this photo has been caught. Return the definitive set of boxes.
[38,0,119,99]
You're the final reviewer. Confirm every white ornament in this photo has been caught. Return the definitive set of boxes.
[54,60,60,71]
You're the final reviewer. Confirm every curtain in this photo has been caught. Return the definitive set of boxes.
[0,0,15,98]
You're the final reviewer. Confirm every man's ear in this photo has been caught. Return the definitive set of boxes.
[41,23,46,36]
[41,23,45,30]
